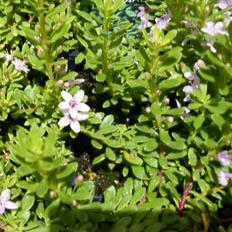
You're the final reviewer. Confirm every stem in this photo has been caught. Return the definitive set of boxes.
[178,179,193,216]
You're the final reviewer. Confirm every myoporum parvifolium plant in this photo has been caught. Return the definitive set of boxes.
[0,0,232,231]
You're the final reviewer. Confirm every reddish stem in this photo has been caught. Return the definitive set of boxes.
[178,179,193,216]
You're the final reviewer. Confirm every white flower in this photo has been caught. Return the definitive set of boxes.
[58,112,82,133]
[0,189,18,214]
[201,21,228,37]
[206,42,217,53]
[224,11,232,24]
[193,60,205,71]
[12,58,29,73]
[175,99,190,120]
[183,71,200,102]
[5,53,13,62]
[216,170,232,186]
[59,90,90,119]
[155,13,171,30]
[58,90,90,133]
[215,0,232,9]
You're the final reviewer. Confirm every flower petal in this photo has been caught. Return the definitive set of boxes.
[77,103,90,112]
[5,201,18,210]
[58,117,70,127]
[0,206,5,214]
[70,120,80,133]
[58,101,70,111]
[61,91,72,101]
[76,113,89,121]
[69,108,78,119]
[183,85,193,94]
[74,90,84,103]
[0,189,10,203]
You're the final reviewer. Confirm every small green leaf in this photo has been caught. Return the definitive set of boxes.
[92,154,106,165]
[211,114,225,129]
[151,102,162,115]
[131,165,148,180]
[188,148,197,166]
[143,140,158,152]
[166,151,187,160]
[207,50,224,68]
[21,194,35,211]
[36,179,49,198]
[105,147,116,161]
[56,162,77,179]
[75,181,95,201]
[159,74,185,90]
[193,113,205,130]
[124,151,143,165]
[91,139,103,150]
[45,199,60,218]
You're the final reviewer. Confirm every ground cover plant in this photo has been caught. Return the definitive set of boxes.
[0,0,232,231]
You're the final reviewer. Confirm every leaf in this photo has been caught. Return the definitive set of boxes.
[131,165,148,180]
[143,157,158,168]
[143,139,158,152]
[211,114,225,129]
[91,139,103,150]
[188,148,197,166]
[159,74,185,90]
[75,181,95,201]
[105,147,116,161]
[207,50,224,68]
[92,154,106,165]
[166,151,187,160]
[151,102,162,115]
[198,69,215,83]
[198,179,210,195]
[162,30,177,46]
[159,47,182,72]
[193,113,205,130]
[124,151,143,165]
[56,162,78,179]
[45,199,60,218]
[164,170,178,186]
[36,179,49,198]
[21,194,35,211]
[159,129,186,150]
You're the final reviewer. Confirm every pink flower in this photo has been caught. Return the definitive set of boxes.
[0,189,18,214]
[218,150,231,166]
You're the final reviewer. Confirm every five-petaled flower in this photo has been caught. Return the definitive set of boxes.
[138,6,151,29]
[218,150,231,166]
[216,170,232,186]
[5,53,29,74]
[58,90,90,133]
[215,0,232,9]
[201,21,228,37]
[0,189,18,214]
[183,71,200,102]
[155,13,171,31]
